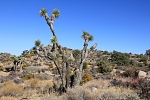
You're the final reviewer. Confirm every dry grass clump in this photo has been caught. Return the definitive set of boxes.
[98,87,139,100]
[41,94,67,100]
[0,81,23,97]
[24,78,54,95]
[0,96,16,100]
[24,78,41,89]
[23,74,35,80]
[86,65,92,70]
[23,89,37,99]
[84,78,111,88]
[66,79,139,100]
[67,87,97,100]
[0,65,4,71]
[22,63,31,69]
[52,67,57,71]
[25,54,36,58]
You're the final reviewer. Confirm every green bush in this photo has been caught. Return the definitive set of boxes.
[97,61,112,73]
[111,51,130,66]
[139,56,148,65]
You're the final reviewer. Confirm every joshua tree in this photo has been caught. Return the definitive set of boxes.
[11,55,25,72]
[36,8,97,92]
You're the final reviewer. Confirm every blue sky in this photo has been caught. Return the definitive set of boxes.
[0,0,150,56]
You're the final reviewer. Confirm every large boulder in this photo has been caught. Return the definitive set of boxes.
[135,70,147,79]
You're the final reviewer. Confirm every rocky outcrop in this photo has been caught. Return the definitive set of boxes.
[0,53,11,61]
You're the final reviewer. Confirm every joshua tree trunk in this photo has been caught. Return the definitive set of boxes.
[61,63,67,92]
[20,63,22,72]
[65,61,70,89]
[13,61,18,72]
[73,39,89,86]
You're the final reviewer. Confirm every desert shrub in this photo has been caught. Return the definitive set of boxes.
[0,96,16,100]
[123,67,137,77]
[129,60,138,67]
[137,63,144,67]
[0,65,4,71]
[35,73,51,80]
[131,78,150,99]
[52,67,57,71]
[0,81,23,97]
[66,87,97,100]
[40,95,67,100]
[23,74,34,80]
[0,72,19,83]
[100,73,112,80]
[24,78,41,89]
[13,78,23,84]
[19,71,29,78]
[139,56,148,65]
[111,51,130,66]
[22,63,31,69]
[25,54,36,58]
[80,73,93,84]
[97,61,112,73]
[111,78,150,99]
[66,79,140,100]
[99,90,139,100]
[24,66,40,73]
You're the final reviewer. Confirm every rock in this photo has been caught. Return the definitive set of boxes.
[92,87,97,92]
[0,63,3,66]
[135,70,147,79]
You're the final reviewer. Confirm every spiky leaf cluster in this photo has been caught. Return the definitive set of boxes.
[39,8,47,17]
[52,9,60,18]
[50,36,57,44]
[11,55,19,62]
[82,31,94,41]
[35,39,41,47]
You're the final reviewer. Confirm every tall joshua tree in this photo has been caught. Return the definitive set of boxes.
[36,8,97,92]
